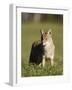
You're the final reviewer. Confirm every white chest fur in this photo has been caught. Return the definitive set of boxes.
[44,39,55,59]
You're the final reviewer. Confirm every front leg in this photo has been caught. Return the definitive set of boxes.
[51,54,54,66]
[42,55,45,67]
[51,59,54,66]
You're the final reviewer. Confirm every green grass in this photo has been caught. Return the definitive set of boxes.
[21,21,63,77]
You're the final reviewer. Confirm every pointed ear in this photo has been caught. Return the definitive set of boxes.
[48,29,52,35]
[40,29,44,35]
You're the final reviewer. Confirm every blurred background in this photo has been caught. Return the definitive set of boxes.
[21,13,63,77]
[22,13,63,23]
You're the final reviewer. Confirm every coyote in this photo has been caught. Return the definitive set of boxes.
[29,29,55,67]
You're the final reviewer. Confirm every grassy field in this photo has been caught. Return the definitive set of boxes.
[21,21,63,77]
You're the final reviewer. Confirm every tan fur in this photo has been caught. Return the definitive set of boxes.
[41,29,55,67]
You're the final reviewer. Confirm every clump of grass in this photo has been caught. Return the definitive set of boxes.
[21,57,63,77]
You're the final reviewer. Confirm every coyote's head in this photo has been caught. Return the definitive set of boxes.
[40,29,52,47]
